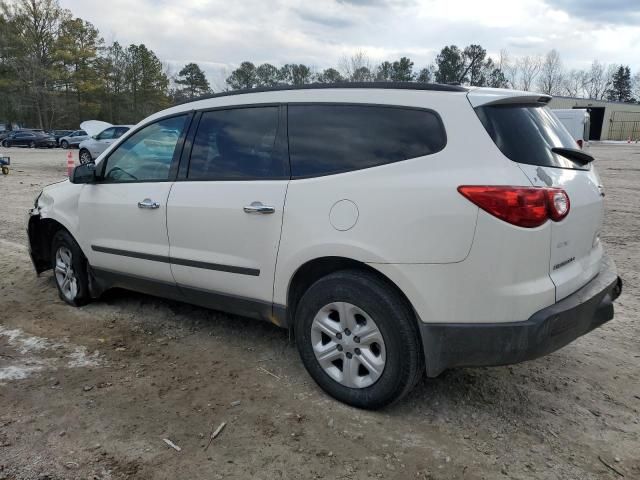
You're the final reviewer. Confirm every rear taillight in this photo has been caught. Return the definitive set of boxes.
[458,186,570,228]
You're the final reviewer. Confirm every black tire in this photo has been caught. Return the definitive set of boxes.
[295,269,424,409]
[60,140,69,149]
[29,141,36,148]
[79,149,92,164]
[2,140,9,147]
[50,230,90,307]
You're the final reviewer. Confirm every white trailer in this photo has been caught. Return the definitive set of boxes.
[552,108,590,148]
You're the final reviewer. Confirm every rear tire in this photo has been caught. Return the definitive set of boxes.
[79,149,92,164]
[294,269,424,409]
[29,141,36,148]
[51,230,90,307]
[2,140,9,147]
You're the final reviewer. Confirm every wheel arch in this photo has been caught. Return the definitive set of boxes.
[28,216,75,274]
[285,256,419,332]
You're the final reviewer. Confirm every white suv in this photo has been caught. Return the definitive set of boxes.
[27,83,622,409]
[78,125,133,164]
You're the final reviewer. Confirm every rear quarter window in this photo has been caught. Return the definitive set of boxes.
[475,104,587,170]
[288,104,446,178]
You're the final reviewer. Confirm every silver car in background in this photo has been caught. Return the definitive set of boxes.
[59,130,89,149]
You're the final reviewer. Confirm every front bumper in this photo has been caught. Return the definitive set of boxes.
[420,254,622,377]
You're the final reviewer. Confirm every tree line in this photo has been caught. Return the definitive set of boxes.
[1,0,639,130]
[0,0,211,129]
[225,48,639,104]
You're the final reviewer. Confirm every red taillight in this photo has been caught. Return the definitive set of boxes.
[458,186,570,228]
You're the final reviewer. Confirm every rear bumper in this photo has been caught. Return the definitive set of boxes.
[420,254,622,377]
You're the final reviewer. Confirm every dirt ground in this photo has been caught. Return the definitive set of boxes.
[0,145,638,480]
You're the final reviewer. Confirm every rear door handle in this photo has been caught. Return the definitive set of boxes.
[243,201,275,214]
[138,198,160,209]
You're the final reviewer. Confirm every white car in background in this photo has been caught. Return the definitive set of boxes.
[78,120,133,164]
[27,83,622,409]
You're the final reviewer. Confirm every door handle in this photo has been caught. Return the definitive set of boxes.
[138,198,160,209]
[243,201,275,214]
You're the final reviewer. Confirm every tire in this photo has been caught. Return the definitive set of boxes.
[60,140,69,149]
[79,149,92,164]
[51,230,90,307]
[2,140,9,147]
[29,141,36,148]
[294,269,424,409]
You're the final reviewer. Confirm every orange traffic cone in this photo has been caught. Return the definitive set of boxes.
[66,150,75,177]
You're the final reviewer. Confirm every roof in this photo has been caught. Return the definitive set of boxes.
[177,82,468,106]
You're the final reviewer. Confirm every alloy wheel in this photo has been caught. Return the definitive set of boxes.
[311,302,386,389]
[54,246,78,302]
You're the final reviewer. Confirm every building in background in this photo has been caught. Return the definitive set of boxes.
[548,96,640,141]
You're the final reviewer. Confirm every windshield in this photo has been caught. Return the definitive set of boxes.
[475,104,588,170]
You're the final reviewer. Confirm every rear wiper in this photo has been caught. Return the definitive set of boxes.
[551,147,594,166]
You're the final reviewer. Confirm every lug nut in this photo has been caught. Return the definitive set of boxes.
[344,328,351,336]
[337,345,343,351]
[353,336,360,343]
[354,348,361,355]
[346,352,353,359]
[336,333,342,340]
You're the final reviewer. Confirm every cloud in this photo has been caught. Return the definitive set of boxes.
[506,36,547,48]
[545,0,640,24]
[58,0,640,83]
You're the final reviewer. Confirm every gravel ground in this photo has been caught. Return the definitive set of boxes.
[0,145,638,480]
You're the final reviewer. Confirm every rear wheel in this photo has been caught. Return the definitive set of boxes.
[60,140,69,149]
[2,140,10,147]
[79,149,92,164]
[294,269,424,409]
[29,141,36,148]
[51,230,90,306]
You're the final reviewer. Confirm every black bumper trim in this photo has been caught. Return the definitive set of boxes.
[420,254,622,377]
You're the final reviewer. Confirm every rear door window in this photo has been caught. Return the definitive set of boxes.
[97,128,116,140]
[187,107,284,180]
[114,127,129,138]
[288,104,446,178]
[475,104,587,170]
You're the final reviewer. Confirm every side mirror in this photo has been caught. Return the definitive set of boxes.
[70,162,96,184]
[92,135,98,139]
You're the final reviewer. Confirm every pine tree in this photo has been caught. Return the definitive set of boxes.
[607,65,632,102]
[175,62,211,100]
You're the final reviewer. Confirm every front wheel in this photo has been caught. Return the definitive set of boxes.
[60,140,69,149]
[79,149,92,164]
[2,140,10,147]
[29,141,36,148]
[295,270,424,409]
[51,230,90,306]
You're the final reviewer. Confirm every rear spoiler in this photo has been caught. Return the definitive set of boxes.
[467,88,552,108]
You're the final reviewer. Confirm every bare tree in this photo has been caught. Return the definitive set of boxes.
[516,55,542,91]
[500,50,519,89]
[585,60,615,100]
[633,72,640,101]
[563,69,588,97]
[538,49,564,95]
[339,51,373,82]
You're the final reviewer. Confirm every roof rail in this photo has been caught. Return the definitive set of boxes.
[176,82,468,106]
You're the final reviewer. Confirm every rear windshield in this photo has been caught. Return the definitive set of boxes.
[475,104,587,170]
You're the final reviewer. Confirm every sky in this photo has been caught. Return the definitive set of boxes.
[60,0,640,89]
